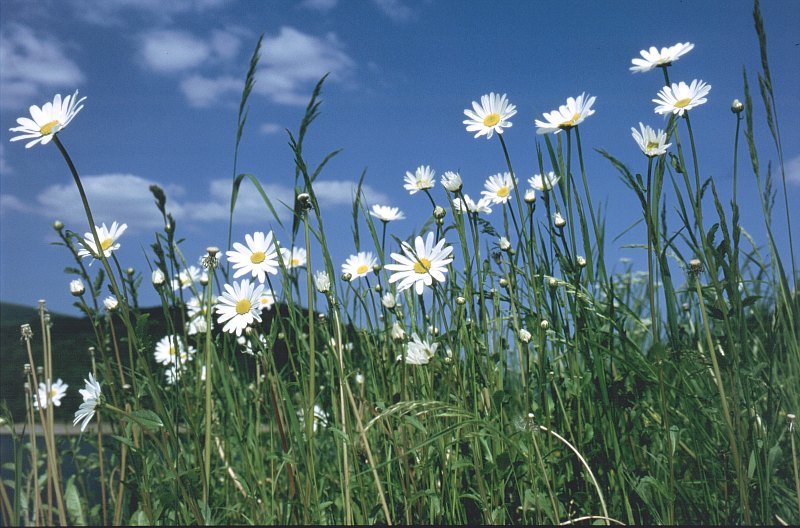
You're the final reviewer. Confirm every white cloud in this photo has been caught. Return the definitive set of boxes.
[180,74,242,107]
[73,0,230,26]
[0,24,85,109]
[786,154,800,186]
[300,0,338,12]
[253,27,356,106]
[259,123,283,135]
[29,174,386,230]
[372,0,413,21]
[139,30,211,73]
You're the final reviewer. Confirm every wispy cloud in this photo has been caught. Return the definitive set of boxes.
[24,174,390,230]
[786,154,800,186]
[372,0,413,22]
[72,0,230,26]
[299,0,338,12]
[0,23,85,110]
[253,27,356,106]
[180,74,241,107]
[258,122,284,135]
[138,30,211,72]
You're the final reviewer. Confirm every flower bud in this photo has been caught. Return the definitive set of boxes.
[456,296,466,305]
[314,271,331,294]
[540,319,550,331]
[554,212,566,229]
[731,99,744,114]
[688,258,703,275]
[52,220,64,231]
[297,192,313,211]
[524,189,537,204]
[433,205,447,220]
[576,256,587,268]
[391,322,406,342]
[152,269,166,287]
[548,277,558,288]
[103,296,119,311]
[499,277,509,288]
[518,328,532,343]
[341,271,353,282]
[70,279,85,297]
[126,267,135,276]
[499,237,512,252]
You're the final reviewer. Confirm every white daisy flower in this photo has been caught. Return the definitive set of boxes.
[630,42,694,74]
[280,247,307,269]
[370,204,406,222]
[215,279,264,336]
[385,232,453,295]
[403,165,436,195]
[342,251,378,281]
[9,90,86,148]
[481,172,516,205]
[453,194,493,215]
[535,93,596,135]
[440,171,463,193]
[103,296,119,312]
[381,292,401,309]
[314,270,331,294]
[298,404,329,433]
[77,221,127,260]
[463,92,517,140]
[73,373,102,432]
[528,171,561,192]
[153,335,195,367]
[631,122,671,157]
[258,290,275,311]
[391,321,406,341]
[653,79,711,116]
[226,231,280,283]
[172,265,203,292]
[33,379,68,410]
[397,333,437,365]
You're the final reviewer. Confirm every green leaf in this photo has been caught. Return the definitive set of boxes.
[65,475,86,526]
[129,509,150,526]
[128,409,163,432]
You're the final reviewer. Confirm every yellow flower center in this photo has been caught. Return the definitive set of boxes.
[169,346,177,357]
[559,113,581,128]
[250,251,266,264]
[236,299,252,315]
[483,113,501,127]
[496,186,510,198]
[646,141,660,150]
[356,264,369,275]
[39,120,60,135]
[291,258,301,266]
[674,97,692,108]
[413,258,431,274]
[100,238,114,251]
[416,179,429,189]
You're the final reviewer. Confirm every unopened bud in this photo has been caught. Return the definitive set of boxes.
[70,279,85,297]
[554,212,566,229]
[433,206,446,221]
[540,319,550,331]
[731,99,744,114]
[52,220,64,231]
[524,189,536,204]
[519,328,532,343]
[152,269,166,287]
[576,256,587,268]
[456,296,466,305]
[499,237,512,252]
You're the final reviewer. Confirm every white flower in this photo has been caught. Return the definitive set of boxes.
[342,251,378,281]
[554,212,566,228]
[403,165,435,195]
[258,290,275,311]
[631,122,671,157]
[239,334,268,356]
[481,172,515,205]
[215,279,264,336]
[528,171,560,192]
[391,321,406,341]
[370,204,406,222]
[535,93,596,134]
[69,279,85,297]
[9,90,86,148]
[518,328,532,344]
[314,270,331,294]
[280,247,307,269]
[524,189,537,203]
[385,232,453,295]
[186,296,211,335]
[172,265,203,292]
[381,292,400,309]
[151,269,166,287]
[33,379,68,410]
[73,373,101,432]
[77,221,127,260]
[653,79,711,116]
[440,171,463,192]
[226,231,280,283]
[355,373,365,385]
[499,237,512,251]
[463,92,517,140]
[154,335,195,367]
[397,333,437,364]
[103,296,118,311]
[453,194,492,214]
[298,404,329,432]
[630,42,694,73]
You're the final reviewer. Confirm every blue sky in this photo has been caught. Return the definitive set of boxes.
[1,0,798,315]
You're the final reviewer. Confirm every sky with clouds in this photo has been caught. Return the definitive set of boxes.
[1,0,798,314]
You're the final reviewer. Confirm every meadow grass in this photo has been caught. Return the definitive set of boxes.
[2,1,798,525]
